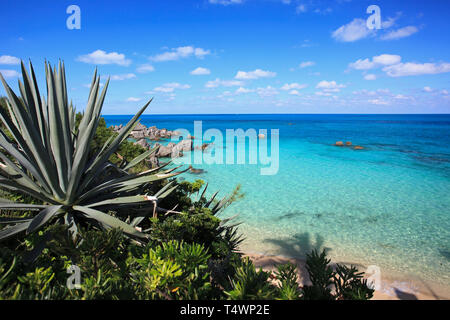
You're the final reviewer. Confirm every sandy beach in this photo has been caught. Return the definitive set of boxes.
[245,253,450,300]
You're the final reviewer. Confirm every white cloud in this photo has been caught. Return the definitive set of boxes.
[368,99,389,105]
[316,80,345,90]
[153,82,191,93]
[209,0,242,5]
[205,78,243,88]
[281,83,307,90]
[299,61,315,68]
[315,91,332,96]
[332,18,374,42]
[150,46,210,62]
[296,4,307,13]
[423,86,433,92]
[349,54,401,70]
[235,87,253,94]
[0,69,20,78]
[235,69,276,80]
[383,62,450,77]
[256,86,279,97]
[110,73,136,81]
[190,67,211,75]
[289,90,301,95]
[364,74,377,80]
[127,97,142,102]
[442,90,449,95]
[373,54,402,66]
[0,55,20,65]
[380,26,419,40]
[136,64,155,73]
[77,50,131,66]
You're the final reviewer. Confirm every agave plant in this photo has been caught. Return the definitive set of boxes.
[0,61,184,243]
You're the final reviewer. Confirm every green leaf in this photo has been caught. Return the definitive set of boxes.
[73,205,147,239]
[27,205,63,234]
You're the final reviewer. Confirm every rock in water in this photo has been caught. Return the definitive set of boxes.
[335,141,344,146]
[156,142,176,157]
[346,141,352,146]
[134,138,149,149]
[353,145,365,150]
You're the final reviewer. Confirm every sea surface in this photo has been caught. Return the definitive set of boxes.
[105,114,450,288]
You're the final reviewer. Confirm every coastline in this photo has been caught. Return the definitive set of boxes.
[244,252,450,300]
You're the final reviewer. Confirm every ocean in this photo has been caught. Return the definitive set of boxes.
[104,114,450,288]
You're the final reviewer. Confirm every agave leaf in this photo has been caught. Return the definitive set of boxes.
[205,191,219,208]
[79,99,153,191]
[85,195,150,208]
[0,217,33,224]
[0,221,31,241]
[27,205,63,234]
[73,205,147,239]
[156,185,178,200]
[123,145,158,171]
[154,180,176,197]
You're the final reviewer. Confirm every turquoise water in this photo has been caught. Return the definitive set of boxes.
[105,114,450,286]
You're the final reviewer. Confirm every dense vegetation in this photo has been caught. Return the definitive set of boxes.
[0,62,374,300]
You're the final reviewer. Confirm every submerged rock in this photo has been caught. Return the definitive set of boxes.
[353,145,365,150]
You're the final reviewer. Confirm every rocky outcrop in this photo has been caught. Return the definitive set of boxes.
[134,138,149,149]
[334,140,365,150]
[111,123,180,140]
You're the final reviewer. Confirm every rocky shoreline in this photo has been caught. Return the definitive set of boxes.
[111,123,209,171]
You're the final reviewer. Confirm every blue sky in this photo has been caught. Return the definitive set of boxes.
[1,0,450,114]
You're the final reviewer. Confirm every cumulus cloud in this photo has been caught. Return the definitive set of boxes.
[383,62,450,77]
[256,86,279,97]
[0,69,20,78]
[110,73,136,81]
[190,67,211,75]
[423,86,433,92]
[316,80,345,90]
[0,55,20,65]
[150,46,210,62]
[332,19,374,42]
[299,61,315,68]
[380,26,419,40]
[364,74,377,80]
[281,83,307,90]
[235,69,276,80]
[77,50,131,66]
[235,87,253,94]
[136,64,155,73]
[349,54,401,70]
[296,4,307,13]
[126,97,142,102]
[205,78,243,88]
[368,99,389,105]
[153,82,191,93]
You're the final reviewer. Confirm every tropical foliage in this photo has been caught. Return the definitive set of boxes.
[0,61,186,247]
[0,61,374,300]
